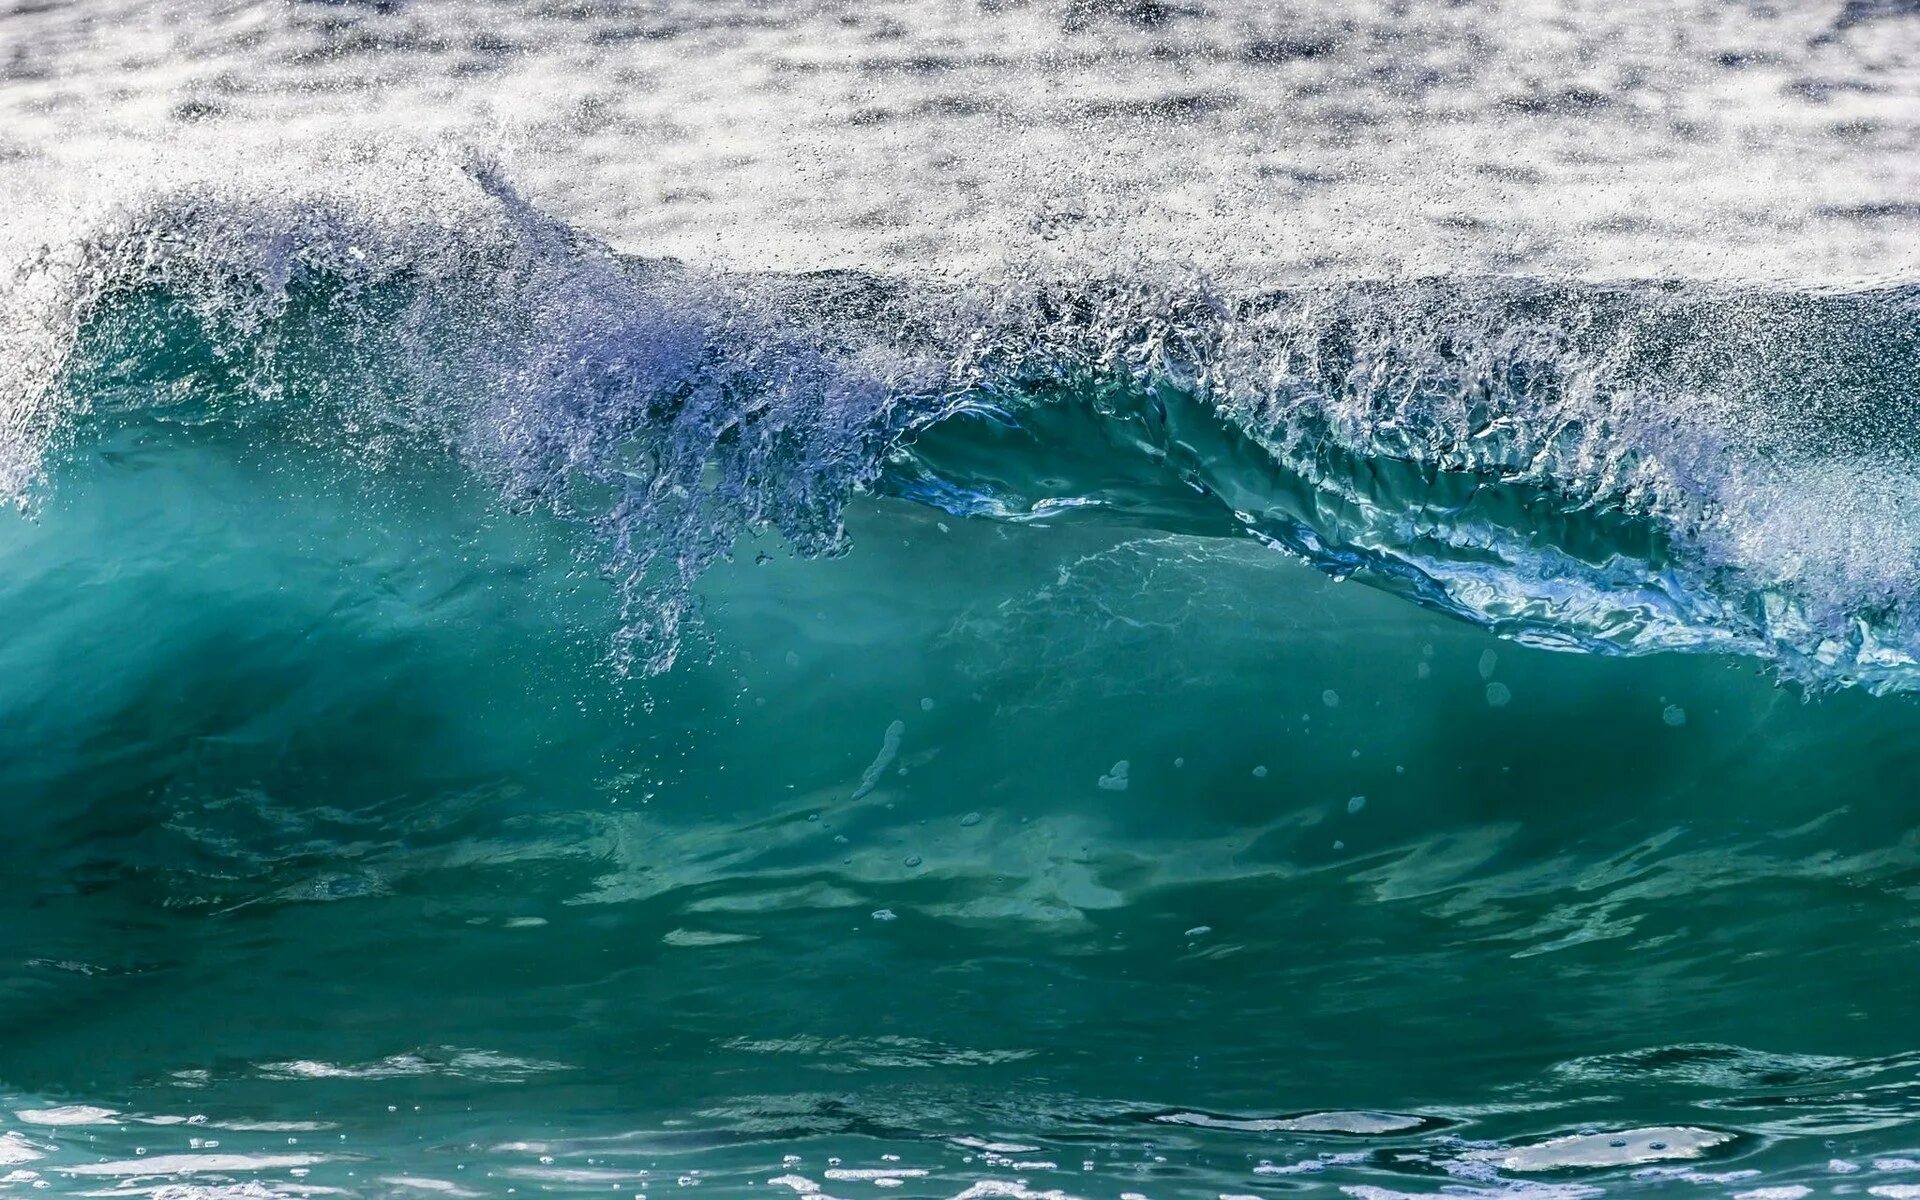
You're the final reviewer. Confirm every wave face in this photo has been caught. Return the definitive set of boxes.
[8,161,1918,687]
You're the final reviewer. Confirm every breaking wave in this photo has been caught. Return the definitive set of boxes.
[4,151,1916,686]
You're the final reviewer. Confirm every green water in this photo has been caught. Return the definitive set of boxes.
[5,410,1920,1197]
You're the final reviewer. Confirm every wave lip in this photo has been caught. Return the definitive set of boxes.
[6,151,1919,691]
[0,150,938,675]
[887,273,1920,693]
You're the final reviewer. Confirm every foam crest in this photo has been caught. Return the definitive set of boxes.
[4,148,1917,688]
[0,145,939,673]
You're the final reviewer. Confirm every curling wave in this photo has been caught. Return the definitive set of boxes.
[3,154,1917,687]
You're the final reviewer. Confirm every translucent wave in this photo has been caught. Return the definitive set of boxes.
[3,152,1916,688]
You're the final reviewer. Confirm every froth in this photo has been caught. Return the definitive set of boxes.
[3,146,1917,690]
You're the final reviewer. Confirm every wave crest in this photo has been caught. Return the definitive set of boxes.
[5,150,1917,687]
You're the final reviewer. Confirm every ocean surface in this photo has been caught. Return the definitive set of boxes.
[2,1,1920,1197]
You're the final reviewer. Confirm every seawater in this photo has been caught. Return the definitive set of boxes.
[2,2,1919,1198]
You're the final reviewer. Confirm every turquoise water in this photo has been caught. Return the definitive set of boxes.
[1,220,1920,1197]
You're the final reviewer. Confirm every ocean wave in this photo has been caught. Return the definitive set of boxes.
[3,151,1916,688]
